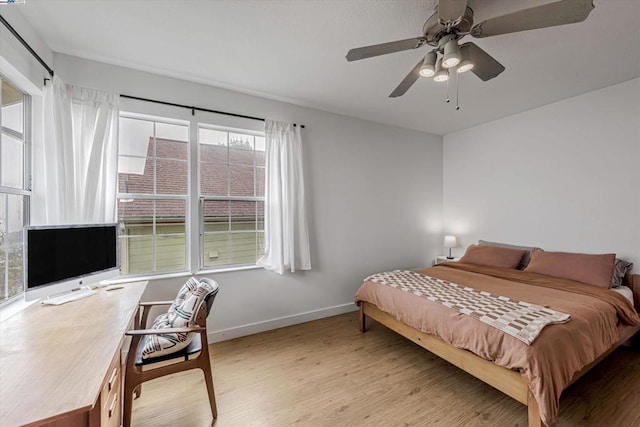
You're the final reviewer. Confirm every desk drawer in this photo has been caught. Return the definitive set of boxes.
[101,351,121,426]
[101,387,121,427]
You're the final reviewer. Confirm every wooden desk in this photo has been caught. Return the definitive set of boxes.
[0,281,147,426]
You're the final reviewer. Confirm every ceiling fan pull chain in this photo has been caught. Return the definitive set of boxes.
[446,74,451,103]
[456,71,460,111]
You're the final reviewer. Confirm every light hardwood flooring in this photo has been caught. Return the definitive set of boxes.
[131,312,640,427]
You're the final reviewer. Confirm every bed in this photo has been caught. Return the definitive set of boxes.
[355,257,640,427]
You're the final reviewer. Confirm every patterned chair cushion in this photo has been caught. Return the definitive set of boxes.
[141,277,215,360]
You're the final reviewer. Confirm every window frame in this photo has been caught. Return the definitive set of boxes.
[117,112,191,277]
[197,123,265,271]
[0,76,31,307]
[116,109,266,279]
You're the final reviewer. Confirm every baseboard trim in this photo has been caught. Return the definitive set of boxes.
[208,302,358,343]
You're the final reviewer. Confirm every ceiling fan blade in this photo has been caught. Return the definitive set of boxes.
[389,58,424,98]
[460,42,505,81]
[346,37,427,62]
[471,0,594,38]
[438,0,469,24]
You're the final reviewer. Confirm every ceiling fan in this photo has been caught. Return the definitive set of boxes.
[346,0,595,98]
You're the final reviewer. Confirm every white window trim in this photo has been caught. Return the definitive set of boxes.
[118,110,266,278]
[0,74,31,307]
[103,264,262,286]
[196,123,265,272]
[118,112,191,276]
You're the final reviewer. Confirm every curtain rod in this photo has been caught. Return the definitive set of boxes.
[0,14,54,79]
[120,94,305,128]
[0,14,304,129]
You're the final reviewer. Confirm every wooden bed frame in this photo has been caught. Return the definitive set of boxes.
[358,274,640,427]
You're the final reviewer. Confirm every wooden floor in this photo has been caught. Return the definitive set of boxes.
[131,312,640,427]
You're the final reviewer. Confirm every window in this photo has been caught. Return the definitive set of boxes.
[117,112,265,276]
[199,126,265,268]
[0,78,30,304]
[117,114,189,275]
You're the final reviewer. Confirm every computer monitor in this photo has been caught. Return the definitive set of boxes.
[24,223,120,301]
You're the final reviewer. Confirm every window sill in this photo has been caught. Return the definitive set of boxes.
[105,264,263,285]
[198,264,262,275]
[0,298,38,323]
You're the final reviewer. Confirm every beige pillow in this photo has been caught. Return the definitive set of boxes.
[459,244,527,269]
[478,240,543,270]
[524,250,616,289]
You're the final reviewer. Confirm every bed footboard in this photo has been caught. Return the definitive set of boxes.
[359,302,543,426]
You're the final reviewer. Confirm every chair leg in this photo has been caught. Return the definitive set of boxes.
[199,336,218,420]
[201,363,218,419]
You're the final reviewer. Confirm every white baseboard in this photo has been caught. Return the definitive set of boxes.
[208,302,358,343]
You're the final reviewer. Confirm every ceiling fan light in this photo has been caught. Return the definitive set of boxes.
[419,66,435,78]
[442,56,460,68]
[456,45,473,73]
[433,58,449,82]
[419,51,437,78]
[434,73,449,83]
[457,61,474,73]
[442,39,460,69]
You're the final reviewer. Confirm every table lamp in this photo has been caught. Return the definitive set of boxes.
[444,235,457,259]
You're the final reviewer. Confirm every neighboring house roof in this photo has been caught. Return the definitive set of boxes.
[119,138,264,219]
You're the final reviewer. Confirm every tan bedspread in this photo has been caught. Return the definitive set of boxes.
[354,263,640,425]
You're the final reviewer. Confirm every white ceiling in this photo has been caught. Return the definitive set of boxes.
[15,0,640,135]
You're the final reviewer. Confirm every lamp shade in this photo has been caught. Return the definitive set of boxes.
[443,235,457,248]
[457,46,474,73]
[442,39,460,68]
[419,51,437,78]
[433,58,449,83]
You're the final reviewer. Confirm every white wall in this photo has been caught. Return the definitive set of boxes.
[53,54,443,341]
[0,9,52,93]
[443,78,640,268]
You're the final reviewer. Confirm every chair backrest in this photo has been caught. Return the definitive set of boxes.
[195,277,219,327]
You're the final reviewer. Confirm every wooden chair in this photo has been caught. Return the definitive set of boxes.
[123,278,219,427]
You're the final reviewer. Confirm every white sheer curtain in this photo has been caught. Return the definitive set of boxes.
[257,120,311,274]
[33,75,119,225]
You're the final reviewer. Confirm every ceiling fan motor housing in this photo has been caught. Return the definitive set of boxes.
[423,6,474,46]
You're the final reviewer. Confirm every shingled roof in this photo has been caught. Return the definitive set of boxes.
[119,138,265,220]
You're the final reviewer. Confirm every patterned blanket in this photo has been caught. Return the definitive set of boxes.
[365,270,571,345]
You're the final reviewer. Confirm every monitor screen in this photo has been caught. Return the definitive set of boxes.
[24,223,119,300]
